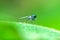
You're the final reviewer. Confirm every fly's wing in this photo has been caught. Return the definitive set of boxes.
[19,16,29,20]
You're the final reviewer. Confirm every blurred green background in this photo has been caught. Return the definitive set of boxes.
[0,0,60,30]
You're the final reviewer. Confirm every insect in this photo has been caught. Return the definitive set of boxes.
[19,14,36,20]
[28,14,36,20]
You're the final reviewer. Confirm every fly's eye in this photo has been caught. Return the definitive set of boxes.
[33,15,36,18]
[31,15,36,18]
